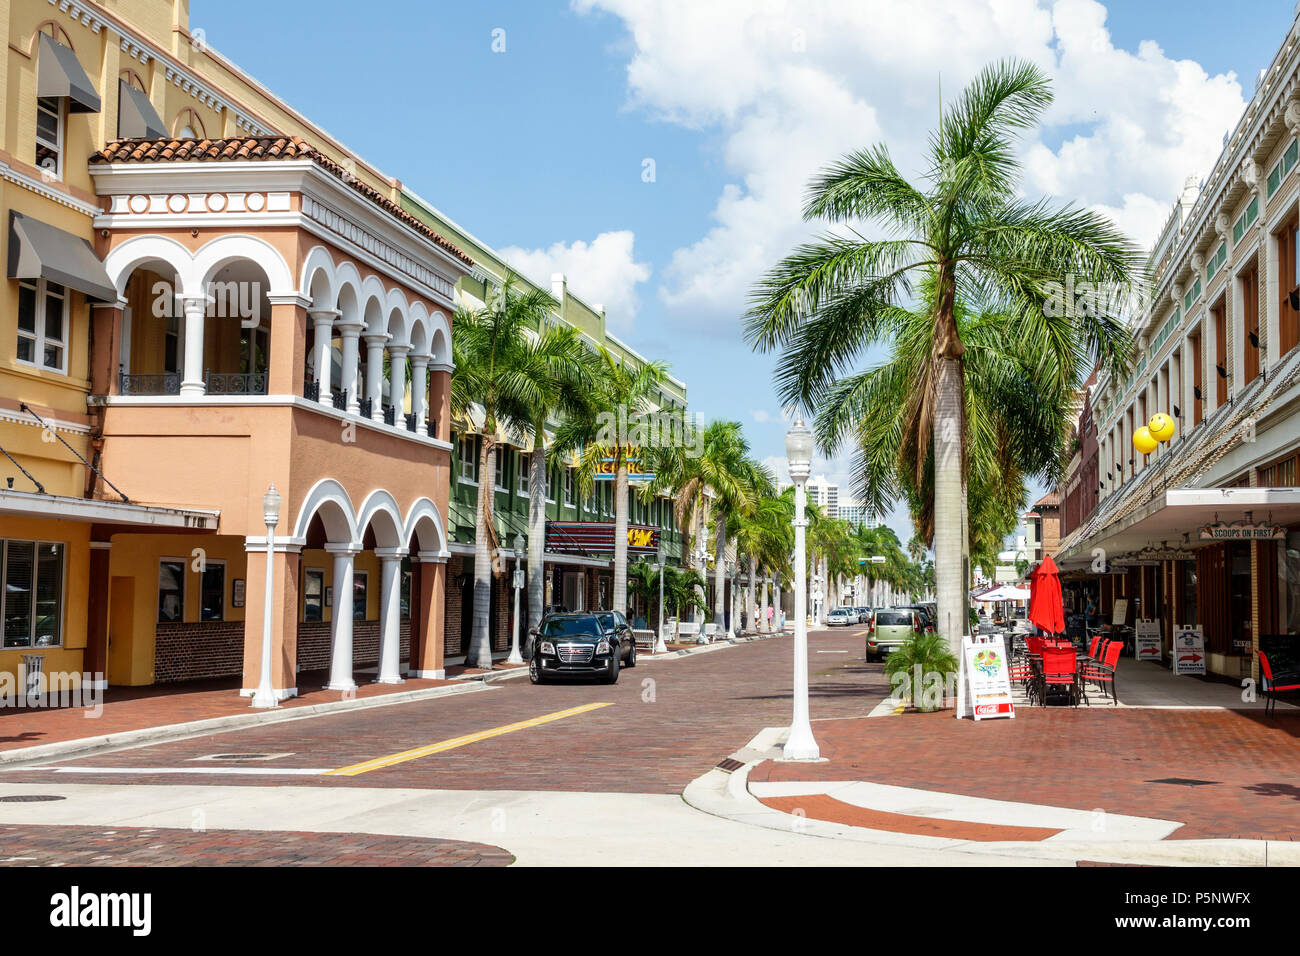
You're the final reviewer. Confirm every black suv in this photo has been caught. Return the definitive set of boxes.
[529,611,636,684]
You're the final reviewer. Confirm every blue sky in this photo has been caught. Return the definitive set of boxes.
[198,0,1291,546]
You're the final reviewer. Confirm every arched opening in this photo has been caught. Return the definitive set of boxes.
[201,258,272,393]
[118,259,184,393]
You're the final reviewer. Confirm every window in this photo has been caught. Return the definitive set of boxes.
[1206,243,1227,282]
[353,571,369,621]
[16,279,67,372]
[1183,278,1201,312]
[303,568,324,622]
[1278,218,1300,357]
[1242,261,1259,385]
[35,95,63,178]
[2,540,64,648]
[1267,140,1299,197]
[401,568,412,620]
[494,447,507,492]
[158,560,185,622]
[458,433,478,483]
[517,452,530,495]
[1233,197,1259,244]
[564,468,574,506]
[200,562,225,621]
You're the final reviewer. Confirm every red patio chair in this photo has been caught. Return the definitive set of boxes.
[1082,640,1122,705]
[1040,647,1082,706]
[1257,651,1300,717]
[1085,635,1102,662]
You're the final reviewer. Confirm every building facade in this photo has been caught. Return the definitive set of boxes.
[1056,12,1300,678]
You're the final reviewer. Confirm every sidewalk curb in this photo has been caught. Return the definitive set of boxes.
[0,681,497,770]
[681,726,1300,867]
[483,631,782,683]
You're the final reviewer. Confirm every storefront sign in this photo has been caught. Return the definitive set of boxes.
[594,446,654,482]
[1135,619,1161,661]
[956,635,1015,721]
[1172,625,1206,675]
[1198,521,1286,541]
[546,521,660,554]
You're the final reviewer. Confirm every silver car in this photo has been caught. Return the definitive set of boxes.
[826,607,856,627]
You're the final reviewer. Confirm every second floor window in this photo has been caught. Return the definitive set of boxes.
[517,453,530,495]
[35,96,63,179]
[564,469,575,506]
[17,279,67,373]
[458,434,478,483]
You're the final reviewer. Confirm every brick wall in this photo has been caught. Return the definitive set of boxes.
[154,621,244,683]
[444,556,510,656]
[296,620,410,673]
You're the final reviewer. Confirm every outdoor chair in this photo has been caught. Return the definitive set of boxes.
[1257,650,1300,717]
[1082,641,1122,705]
[1038,647,1083,707]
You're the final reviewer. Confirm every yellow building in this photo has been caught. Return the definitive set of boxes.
[1,0,468,697]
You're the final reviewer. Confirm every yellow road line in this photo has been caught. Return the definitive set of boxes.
[324,702,614,777]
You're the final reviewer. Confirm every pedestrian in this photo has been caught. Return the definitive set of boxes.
[766,604,774,631]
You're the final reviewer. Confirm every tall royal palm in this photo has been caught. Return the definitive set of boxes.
[450,272,557,668]
[746,60,1139,651]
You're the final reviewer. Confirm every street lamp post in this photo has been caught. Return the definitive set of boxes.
[783,417,819,761]
[507,532,526,664]
[695,545,709,643]
[251,483,281,709]
[655,539,668,653]
[725,558,736,639]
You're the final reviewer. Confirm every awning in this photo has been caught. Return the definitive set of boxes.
[37,33,100,113]
[975,585,1031,602]
[8,211,117,302]
[116,79,166,138]
[0,489,219,531]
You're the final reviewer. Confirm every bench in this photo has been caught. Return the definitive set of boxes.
[676,621,700,642]
[703,623,720,641]
[632,629,657,653]
[1258,648,1300,717]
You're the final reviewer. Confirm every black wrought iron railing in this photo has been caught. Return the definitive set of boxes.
[426,417,438,438]
[332,389,348,411]
[404,413,417,433]
[304,380,320,402]
[359,397,373,418]
[383,405,396,426]
[119,371,181,395]
[204,371,267,395]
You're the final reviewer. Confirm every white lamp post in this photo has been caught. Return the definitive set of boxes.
[784,417,819,761]
[726,558,737,639]
[655,539,668,653]
[507,532,526,664]
[694,545,709,643]
[251,483,281,709]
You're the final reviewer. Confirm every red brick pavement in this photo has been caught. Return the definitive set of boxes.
[0,824,512,866]
[749,707,1300,841]
[759,793,1064,842]
[0,669,457,754]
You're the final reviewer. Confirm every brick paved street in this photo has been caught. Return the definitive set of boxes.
[0,824,512,866]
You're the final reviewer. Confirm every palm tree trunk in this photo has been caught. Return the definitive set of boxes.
[934,354,965,654]
[612,462,629,613]
[527,444,547,641]
[712,514,726,631]
[760,575,769,632]
[468,433,497,668]
[747,555,757,635]
[693,500,706,626]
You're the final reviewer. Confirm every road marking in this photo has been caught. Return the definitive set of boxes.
[324,701,614,777]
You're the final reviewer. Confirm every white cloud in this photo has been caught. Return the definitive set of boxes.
[497,230,651,332]
[750,409,776,423]
[575,0,1247,322]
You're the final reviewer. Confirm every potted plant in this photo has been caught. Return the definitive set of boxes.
[883,632,960,713]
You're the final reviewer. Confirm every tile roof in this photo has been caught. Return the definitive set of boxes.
[91,136,474,267]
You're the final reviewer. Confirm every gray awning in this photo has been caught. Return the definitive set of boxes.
[37,33,100,113]
[117,79,167,138]
[8,211,117,302]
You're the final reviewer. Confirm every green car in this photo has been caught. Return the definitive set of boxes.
[865,608,922,662]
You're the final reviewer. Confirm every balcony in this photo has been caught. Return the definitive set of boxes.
[118,371,268,395]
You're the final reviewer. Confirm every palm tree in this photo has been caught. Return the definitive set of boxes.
[569,350,668,616]
[734,488,792,633]
[450,272,558,668]
[745,60,1139,651]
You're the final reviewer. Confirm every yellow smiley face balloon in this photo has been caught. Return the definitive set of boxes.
[1133,425,1158,455]
[1148,413,1175,442]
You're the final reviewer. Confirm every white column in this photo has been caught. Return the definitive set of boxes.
[375,549,405,684]
[309,309,339,397]
[364,332,389,421]
[179,295,208,396]
[410,355,429,428]
[326,544,360,691]
[387,344,409,422]
[338,320,364,414]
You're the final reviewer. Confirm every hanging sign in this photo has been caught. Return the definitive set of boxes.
[1199,521,1285,541]
[1135,619,1161,661]
[1172,625,1206,675]
[955,634,1015,721]
[1111,597,1128,626]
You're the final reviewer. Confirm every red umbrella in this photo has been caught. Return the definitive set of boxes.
[1028,556,1065,636]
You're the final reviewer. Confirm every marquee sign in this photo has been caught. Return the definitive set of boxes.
[546,521,660,554]
[1198,521,1285,541]
[594,446,654,482]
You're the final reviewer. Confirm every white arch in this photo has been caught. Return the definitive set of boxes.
[291,478,359,544]
[360,276,388,333]
[384,288,410,346]
[428,310,452,366]
[193,234,295,296]
[403,497,449,554]
[102,234,195,297]
[355,489,405,549]
[300,245,338,310]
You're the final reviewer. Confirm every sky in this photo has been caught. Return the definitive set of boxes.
[196,0,1296,545]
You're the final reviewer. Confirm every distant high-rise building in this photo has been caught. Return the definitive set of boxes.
[807,475,839,518]
[838,500,878,529]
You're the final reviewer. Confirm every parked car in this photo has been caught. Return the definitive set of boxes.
[854,607,871,623]
[894,604,935,634]
[826,607,857,627]
[529,611,635,684]
[866,607,923,661]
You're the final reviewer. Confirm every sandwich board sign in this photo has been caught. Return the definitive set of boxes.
[1172,625,1206,676]
[1135,619,1162,661]
[956,634,1015,720]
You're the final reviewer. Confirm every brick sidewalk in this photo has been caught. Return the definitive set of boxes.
[0,824,512,866]
[0,669,457,754]
[750,707,1300,841]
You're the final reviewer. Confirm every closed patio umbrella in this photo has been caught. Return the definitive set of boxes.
[1028,555,1065,636]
